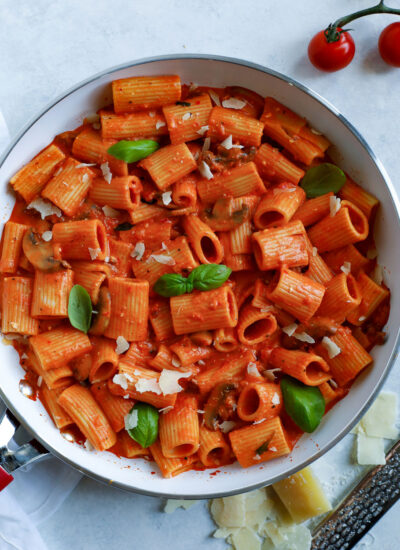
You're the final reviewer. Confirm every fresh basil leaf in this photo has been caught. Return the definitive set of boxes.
[68,285,92,333]
[176,101,191,106]
[300,163,346,198]
[107,139,159,163]
[281,376,325,433]
[191,264,232,291]
[153,273,188,297]
[127,402,159,448]
[115,221,133,231]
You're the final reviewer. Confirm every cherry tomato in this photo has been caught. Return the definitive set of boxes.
[308,28,355,72]
[379,22,400,67]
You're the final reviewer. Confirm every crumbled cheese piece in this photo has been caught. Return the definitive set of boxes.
[84,439,94,451]
[222,98,246,109]
[41,231,53,242]
[197,125,209,135]
[75,162,96,168]
[357,433,385,465]
[182,112,192,121]
[123,394,130,399]
[124,409,138,431]
[159,369,191,395]
[124,373,134,383]
[197,410,205,414]
[27,198,62,220]
[271,392,280,406]
[161,242,168,250]
[312,247,318,257]
[102,205,119,218]
[135,378,162,394]
[221,135,233,149]
[115,336,130,355]
[164,500,197,514]
[156,120,166,129]
[37,376,42,387]
[253,454,262,461]
[219,421,236,433]
[208,90,221,106]
[159,406,174,414]
[321,336,341,359]
[82,173,90,184]
[162,191,172,205]
[149,254,176,266]
[282,323,298,337]
[21,352,28,360]
[247,362,259,376]
[253,419,265,425]
[171,356,181,368]
[100,162,112,184]
[198,160,213,180]
[340,261,351,275]
[293,332,315,344]
[202,137,211,152]
[372,264,383,285]
[329,195,341,217]
[113,373,129,390]
[197,359,205,366]
[131,242,145,261]
[88,247,101,260]
[367,248,378,260]
[358,315,367,322]
[269,446,277,452]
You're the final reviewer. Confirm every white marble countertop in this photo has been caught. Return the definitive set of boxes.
[1,0,399,548]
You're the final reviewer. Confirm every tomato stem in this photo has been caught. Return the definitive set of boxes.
[325,0,400,43]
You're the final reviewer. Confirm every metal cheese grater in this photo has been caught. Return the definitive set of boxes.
[311,439,400,549]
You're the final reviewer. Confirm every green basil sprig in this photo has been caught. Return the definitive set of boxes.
[300,163,346,198]
[127,403,159,448]
[153,263,232,298]
[107,139,159,163]
[68,285,92,333]
[281,376,325,433]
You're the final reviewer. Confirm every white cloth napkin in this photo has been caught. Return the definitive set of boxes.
[0,114,82,549]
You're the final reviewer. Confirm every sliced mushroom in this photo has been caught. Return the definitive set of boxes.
[22,229,61,272]
[200,198,250,232]
[89,287,111,336]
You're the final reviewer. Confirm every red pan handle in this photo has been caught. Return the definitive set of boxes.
[0,465,13,491]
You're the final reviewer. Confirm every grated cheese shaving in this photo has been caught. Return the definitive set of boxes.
[221,135,233,149]
[321,336,341,359]
[84,439,94,451]
[222,98,246,109]
[271,392,280,406]
[102,205,119,218]
[293,331,315,344]
[27,198,62,220]
[171,356,181,368]
[41,231,53,242]
[88,247,101,260]
[358,315,366,322]
[113,373,129,390]
[131,242,145,261]
[75,162,96,168]
[100,162,112,184]
[197,125,209,135]
[198,160,213,180]
[312,247,318,257]
[162,191,172,205]
[329,195,341,217]
[149,254,176,266]
[340,261,351,275]
[37,376,42,387]
[156,120,166,129]
[159,406,174,414]
[253,419,265,425]
[135,378,162,395]
[159,369,191,395]
[208,90,221,106]
[202,137,211,152]
[182,112,192,121]
[247,362,259,376]
[115,336,130,355]
[282,323,298,337]
[124,409,138,431]
[218,420,236,433]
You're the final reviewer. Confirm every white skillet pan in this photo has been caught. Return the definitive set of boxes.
[0,55,399,499]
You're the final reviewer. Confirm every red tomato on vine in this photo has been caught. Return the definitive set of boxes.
[379,22,400,66]
[308,27,355,72]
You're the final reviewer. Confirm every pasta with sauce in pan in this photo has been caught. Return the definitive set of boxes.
[0,74,389,478]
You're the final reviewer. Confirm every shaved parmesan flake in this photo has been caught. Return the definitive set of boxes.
[131,242,145,261]
[359,392,398,439]
[269,446,277,452]
[358,315,366,322]
[273,187,296,195]
[149,254,176,266]
[312,247,318,257]
[199,160,213,180]
[21,352,28,360]
[357,433,385,465]
[340,261,351,275]
[124,409,138,431]
[202,137,211,152]
[321,336,341,359]
[162,191,172,205]
[253,419,265,425]
[159,369,191,395]
[102,205,119,218]
[372,264,383,285]
[37,376,42,387]
[164,499,197,513]
[282,323,298,337]
[329,195,341,217]
[231,527,261,550]
[171,356,181,368]
[123,394,130,399]
[219,420,236,433]
[253,453,262,460]
[197,359,205,366]
[221,135,233,149]
[82,175,90,187]
[222,98,246,110]
[264,369,280,382]
[41,231,53,242]
[272,392,280,406]
[135,378,162,395]
[182,112,192,121]
[115,336,130,355]
[75,162,96,168]
[197,125,209,135]
[100,162,112,184]
[208,90,221,106]
[197,409,205,414]
[88,247,101,260]
[156,120,166,130]
[293,331,315,344]
[113,373,129,390]
[84,439,94,451]
[124,373,134,383]
[159,405,174,414]
[232,144,244,149]
[161,242,168,250]
[27,198,62,220]
[247,362,259,376]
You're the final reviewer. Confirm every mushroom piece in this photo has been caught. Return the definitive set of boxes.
[89,287,111,336]
[22,229,61,272]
